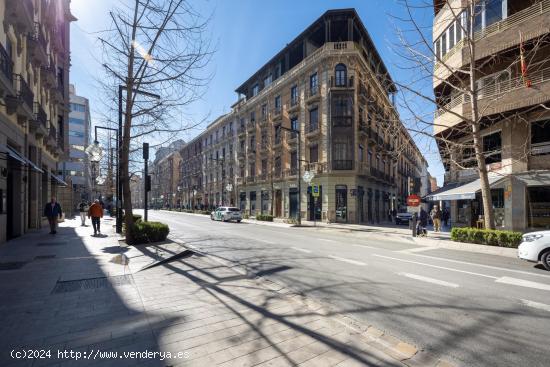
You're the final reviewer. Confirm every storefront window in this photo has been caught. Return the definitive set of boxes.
[527,186,550,229]
[335,185,347,222]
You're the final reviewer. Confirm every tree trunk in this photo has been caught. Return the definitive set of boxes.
[467,2,495,230]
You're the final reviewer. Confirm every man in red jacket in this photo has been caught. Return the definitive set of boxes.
[88,199,104,236]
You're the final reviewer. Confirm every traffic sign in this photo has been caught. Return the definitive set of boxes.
[406,194,421,207]
[312,185,319,197]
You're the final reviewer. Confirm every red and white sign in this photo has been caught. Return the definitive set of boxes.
[406,194,421,207]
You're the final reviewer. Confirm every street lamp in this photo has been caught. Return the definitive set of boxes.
[279,125,301,225]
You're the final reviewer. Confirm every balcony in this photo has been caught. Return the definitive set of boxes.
[238,126,246,136]
[259,116,268,128]
[47,125,57,149]
[289,97,300,112]
[52,80,65,104]
[6,74,34,120]
[332,160,353,170]
[272,105,282,120]
[434,0,550,86]
[305,162,327,174]
[0,42,14,97]
[40,57,57,88]
[332,116,352,128]
[247,121,256,132]
[284,167,298,177]
[5,0,34,34]
[28,22,48,66]
[330,76,354,89]
[305,85,320,103]
[357,162,370,176]
[434,64,550,134]
[257,173,267,182]
[246,176,256,184]
[287,132,298,145]
[305,122,320,137]
[29,102,48,137]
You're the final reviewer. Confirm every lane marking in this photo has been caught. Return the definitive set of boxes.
[352,244,378,250]
[319,238,337,243]
[291,247,312,254]
[373,254,497,279]
[407,253,550,279]
[521,299,550,312]
[495,277,550,291]
[398,247,438,253]
[398,272,459,288]
[328,255,367,266]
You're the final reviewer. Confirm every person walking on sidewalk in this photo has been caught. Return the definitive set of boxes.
[430,205,442,232]
[43,197,62,234]
[78,200,89,226]
[88,199,104,236]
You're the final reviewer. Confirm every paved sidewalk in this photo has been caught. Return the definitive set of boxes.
[0,217,435,367]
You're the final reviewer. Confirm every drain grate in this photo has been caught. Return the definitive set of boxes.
[37,242,67,247]
[51,274,133,294]
[0,262,27,270]
[35,255,56,260]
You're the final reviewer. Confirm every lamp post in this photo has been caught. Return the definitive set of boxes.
[279,125,301,225]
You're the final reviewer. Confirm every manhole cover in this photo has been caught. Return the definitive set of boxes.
[37,242,67,247]
[51,274,133,294]
[35,255,56,260]
[0,262,27,270]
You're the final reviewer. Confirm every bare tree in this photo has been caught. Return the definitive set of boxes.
[98,0,213,243]
[391,0,548,229]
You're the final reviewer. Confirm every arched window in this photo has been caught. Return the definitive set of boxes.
[335,63,347,86]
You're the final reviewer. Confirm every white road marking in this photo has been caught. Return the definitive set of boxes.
[319,238,337,242]
[291,247,312,254]
[408,253,550,279]
[328,255,367,266]
[398,272,459,288]
[495,277,550,291]
[373,254,498,279]
[398,247,438,253]
[521,299,550,312]
[352,244,378,249]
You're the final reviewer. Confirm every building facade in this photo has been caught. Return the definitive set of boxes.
[150,139,185,209]
[430,0,550,231]
[179,9,428,224]
[59,83,91,212]
[0,0,73,243]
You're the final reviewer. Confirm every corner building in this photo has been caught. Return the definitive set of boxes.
[180,9,427,224]
[0,0,73,243]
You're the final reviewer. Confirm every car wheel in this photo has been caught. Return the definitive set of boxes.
[210,215,214,220]
[542,250,550,271]
[237,220,241,223]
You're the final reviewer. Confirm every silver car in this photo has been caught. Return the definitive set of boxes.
[210,206,242,222]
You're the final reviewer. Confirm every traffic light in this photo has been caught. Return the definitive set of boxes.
[145,175,151,192]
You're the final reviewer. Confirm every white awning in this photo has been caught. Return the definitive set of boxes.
[0,144,44,173]
[426,173,506,201]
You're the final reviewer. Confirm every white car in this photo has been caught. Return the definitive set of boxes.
[210,207,242,222]
[518,231,550,270]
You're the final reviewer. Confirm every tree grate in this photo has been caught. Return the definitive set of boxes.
[51,274,133,294]
[0,262,27,270]
[37,242,67,247]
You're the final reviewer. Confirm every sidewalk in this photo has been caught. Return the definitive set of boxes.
[0,217,454,366]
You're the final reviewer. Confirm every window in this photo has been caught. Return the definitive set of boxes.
[274,156,281,176]
[252,84,259,96]
[483,131,502,164]
[290,117,298,139]
[309,108,318,131]
[261,159,267,174]
[69,117,84,125]
[448,23,455,49]
[274,95,281,110]
[531,120,550,155]
[335,64,347,86]
[476,69,510,96]
[359,145,364,162]
[261,104,267,119]
[274,125,281,144]
[290,85,298,104]
[250,111,255,123]
[441,32,447,57]
[70,103,86,112]
[310,72,318,94]
[69,131,84,138]
[310,145,318,163]
[264,74,272,87]
[435,39,441,59]
[290,151,297,172]
[249,163,255,177]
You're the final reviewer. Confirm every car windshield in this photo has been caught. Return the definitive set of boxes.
[228,208,240,212]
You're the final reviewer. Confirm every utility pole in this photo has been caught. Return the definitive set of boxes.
[143,142,149,221]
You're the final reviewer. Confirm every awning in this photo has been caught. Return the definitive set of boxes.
[426,173,506,201]
[0,144,44,173]
[49,171,68,186]
[513,171,550,186]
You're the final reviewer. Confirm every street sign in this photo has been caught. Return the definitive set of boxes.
[406,194,421,207]
[312,185,319,197]
[407,205,420,214]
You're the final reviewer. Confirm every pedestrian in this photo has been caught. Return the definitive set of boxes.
[418,207,428,236]
[430,205,442,232]
[88,199,104,236]
[442,208,449,227]
[43,197,62,234]
[78,200,89,226]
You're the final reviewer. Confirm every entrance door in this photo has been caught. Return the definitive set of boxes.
[358,186,364,223]
[289,188,298,219]
[275,190,282,217]
[308,186,322,220]
[335,185,347,223]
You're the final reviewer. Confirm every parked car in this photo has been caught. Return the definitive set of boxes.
[210,207,242,222]
[518,231,550,271]
[395,212,412,225]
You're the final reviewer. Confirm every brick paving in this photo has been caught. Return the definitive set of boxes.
[0,217,407,367]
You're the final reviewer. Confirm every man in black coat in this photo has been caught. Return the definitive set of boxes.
[44,197,63,234]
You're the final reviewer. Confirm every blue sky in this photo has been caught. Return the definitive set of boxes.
[70,0,443,184]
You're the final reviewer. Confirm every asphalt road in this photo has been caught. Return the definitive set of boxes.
[140,210,550,367]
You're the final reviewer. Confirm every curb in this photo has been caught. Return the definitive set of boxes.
[172,239,459,367]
